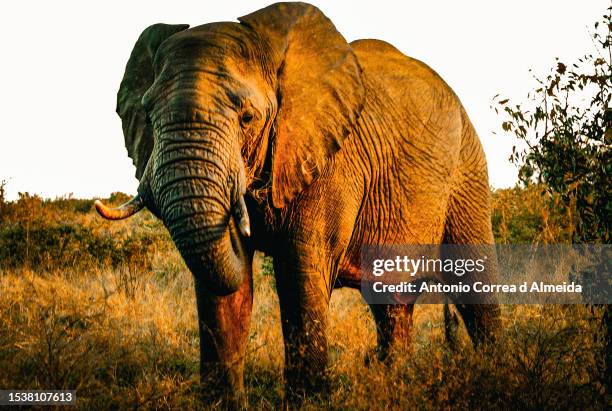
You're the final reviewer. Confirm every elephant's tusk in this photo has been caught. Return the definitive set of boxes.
[232,195,251,237]
[94,194,145,220]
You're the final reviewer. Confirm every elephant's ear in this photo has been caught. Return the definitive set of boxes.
[117,23,189,180]
[239,3,364,208]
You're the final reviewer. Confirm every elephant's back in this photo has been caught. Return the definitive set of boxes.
[351,39,443,79]
[349,38,465,178]
[350,39,460,109]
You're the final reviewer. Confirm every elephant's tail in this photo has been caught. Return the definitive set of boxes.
[444,301,460,350]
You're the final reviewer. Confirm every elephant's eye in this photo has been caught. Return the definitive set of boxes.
[240,110,254,126]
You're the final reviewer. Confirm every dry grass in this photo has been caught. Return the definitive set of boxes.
[0,190,608,409]
[0,260,608,410]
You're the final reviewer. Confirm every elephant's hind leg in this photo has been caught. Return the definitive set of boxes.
[453,303,500,346]
[367,304,414,364]
[444,167,501,345]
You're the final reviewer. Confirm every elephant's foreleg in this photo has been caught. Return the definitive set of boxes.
[274,258,331,403]
[367,304,414,364]
[193,263,253,409]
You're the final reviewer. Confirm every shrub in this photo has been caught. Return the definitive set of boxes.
[0,191,170,272]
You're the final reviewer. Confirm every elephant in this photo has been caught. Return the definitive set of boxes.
[95,2,501,407]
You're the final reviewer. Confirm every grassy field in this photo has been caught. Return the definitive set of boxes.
[0,187,608,409]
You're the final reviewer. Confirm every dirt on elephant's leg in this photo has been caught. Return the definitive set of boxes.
[367,304,415,365]
[194,265,253,409]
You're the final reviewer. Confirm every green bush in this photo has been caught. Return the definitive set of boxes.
[0,189,169,272]
[0,222,158,271]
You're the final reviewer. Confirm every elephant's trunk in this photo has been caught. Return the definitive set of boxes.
[153,129,250,296]
[171,195,250,296]
[95,121,251,296]
[181,215,247,295]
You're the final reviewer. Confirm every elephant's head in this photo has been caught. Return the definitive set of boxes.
[96,3,364,295]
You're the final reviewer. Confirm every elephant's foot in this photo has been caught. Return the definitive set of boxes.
[197,387,247,410]
[281,326,331,407]
[368,303,415,365]
[282,336,330,407]
[364,340,415,367]
[364,345,390,366]
[199,362,247,410]
[283,367,330,408]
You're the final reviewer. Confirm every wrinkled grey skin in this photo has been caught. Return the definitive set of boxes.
[97,3,501,408]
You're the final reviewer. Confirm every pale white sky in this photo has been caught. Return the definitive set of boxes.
[0,0,606,200]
